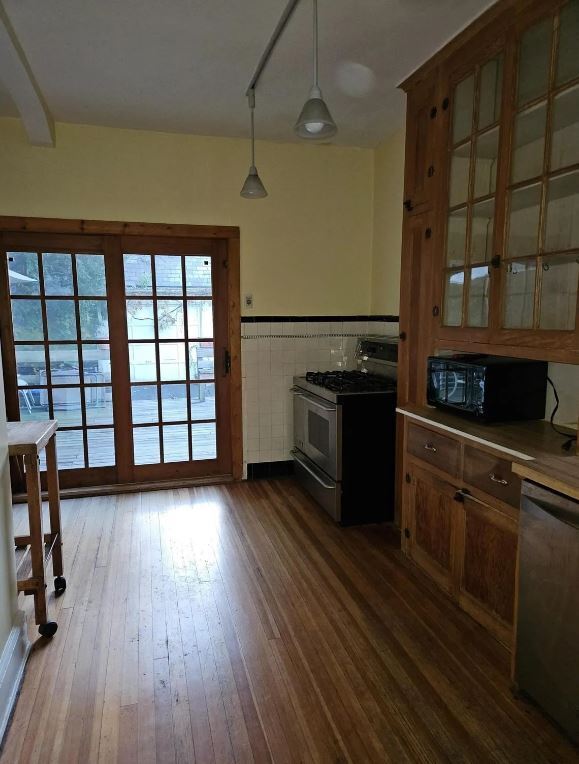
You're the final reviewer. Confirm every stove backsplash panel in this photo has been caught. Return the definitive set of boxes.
[241,316,399,474]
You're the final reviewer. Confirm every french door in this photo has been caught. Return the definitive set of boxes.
[0,227,238,491]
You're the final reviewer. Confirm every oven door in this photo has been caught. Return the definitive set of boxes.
[292,388,341,481]
[291,450,342,522]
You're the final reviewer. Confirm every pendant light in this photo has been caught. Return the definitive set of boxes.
[240,89,268,199]
[294,0,337,140]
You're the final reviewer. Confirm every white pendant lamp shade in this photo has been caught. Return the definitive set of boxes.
[295,85,337,139]
[295,0,337,140]
[240,165,268,198]
[241,90,268,199]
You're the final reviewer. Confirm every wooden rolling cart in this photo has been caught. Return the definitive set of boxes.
[8,420,66,638]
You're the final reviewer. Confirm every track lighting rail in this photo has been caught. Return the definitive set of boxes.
[245,0,301,96]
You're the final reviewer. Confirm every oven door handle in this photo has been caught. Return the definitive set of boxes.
[291,450,335,489]
[290,389,336,412]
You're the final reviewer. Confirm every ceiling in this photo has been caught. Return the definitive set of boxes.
[0,0,497,148]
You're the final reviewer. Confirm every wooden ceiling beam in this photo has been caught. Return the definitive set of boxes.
[0,1,54,146]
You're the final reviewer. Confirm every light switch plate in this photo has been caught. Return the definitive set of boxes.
[244,294,254,309]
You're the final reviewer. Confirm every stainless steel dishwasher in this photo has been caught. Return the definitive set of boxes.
[516,480,579,744]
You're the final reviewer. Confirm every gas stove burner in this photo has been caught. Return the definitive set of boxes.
[305,370,395,393]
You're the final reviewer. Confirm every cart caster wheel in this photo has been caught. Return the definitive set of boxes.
[54,576,66,595]
[38,621,58,638]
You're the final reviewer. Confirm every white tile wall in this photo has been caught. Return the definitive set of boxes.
[241,319,399,474]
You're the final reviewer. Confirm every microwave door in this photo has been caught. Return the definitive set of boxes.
[446,368,467,406]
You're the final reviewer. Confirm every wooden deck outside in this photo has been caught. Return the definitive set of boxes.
[22,398,217,470]
[2,479,577,763]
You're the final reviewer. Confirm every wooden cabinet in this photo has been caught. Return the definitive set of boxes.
[402,415,520,646]
[399,0,579,367]
[463,444,521,507]
[456,493,518,645]
[407,422,461,476]
[406,466,456,592]
[402,75,441,216]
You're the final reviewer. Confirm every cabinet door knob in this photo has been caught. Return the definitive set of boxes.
[489,473,508,486]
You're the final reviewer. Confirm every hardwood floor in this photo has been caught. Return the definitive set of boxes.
[2,478,577,763]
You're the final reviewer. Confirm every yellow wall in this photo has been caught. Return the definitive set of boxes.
[0,118,375,316]
[370,127,406,315]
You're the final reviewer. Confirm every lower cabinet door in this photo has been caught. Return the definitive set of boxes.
[406,467,458,593]
[457,494,518,646]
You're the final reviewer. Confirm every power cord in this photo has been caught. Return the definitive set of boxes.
[547,376,577,452]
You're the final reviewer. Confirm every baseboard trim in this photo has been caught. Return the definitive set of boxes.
[0,610,30,744]
[12,473,236,502]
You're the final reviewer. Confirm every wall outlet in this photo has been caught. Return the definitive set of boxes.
[244,294,254,309]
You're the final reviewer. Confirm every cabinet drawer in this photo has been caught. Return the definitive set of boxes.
[463,446,521,508]
[407,423,460,477]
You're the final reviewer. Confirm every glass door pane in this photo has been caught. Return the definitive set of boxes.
[556,0,579,86]
[517,18,552,105]
[124,251,218,468]
[502,6,579,333]
[443,53,503,328]
[539,254,579,330]
[7,249,114,472]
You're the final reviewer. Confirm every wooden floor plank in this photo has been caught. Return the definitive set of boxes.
[2,478,578,764]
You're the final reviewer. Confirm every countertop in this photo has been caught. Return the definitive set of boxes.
[511,457,579,502]
[397,404,579,500]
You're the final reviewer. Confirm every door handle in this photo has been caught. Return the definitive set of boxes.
[291,450,335,489]
[223,348,231,375]
[293,391,336,412]
[424,442,437,453]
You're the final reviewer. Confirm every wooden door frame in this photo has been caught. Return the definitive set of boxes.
[0,215,243,487]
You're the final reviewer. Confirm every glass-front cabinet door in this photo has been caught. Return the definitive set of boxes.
[442,52,504,331]
[502,2,579,341]
[437,0,579,357]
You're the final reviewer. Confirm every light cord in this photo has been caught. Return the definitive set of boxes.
[313,0,318,88]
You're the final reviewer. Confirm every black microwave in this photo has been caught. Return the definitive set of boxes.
[427,355,548,422]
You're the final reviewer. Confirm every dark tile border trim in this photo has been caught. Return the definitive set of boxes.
[247,460,294,479]
[241,315,399,323]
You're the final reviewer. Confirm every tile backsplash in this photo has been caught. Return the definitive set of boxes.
[241,317,398,474]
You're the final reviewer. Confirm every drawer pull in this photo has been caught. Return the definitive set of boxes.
[424,443,438,453]
[489,473,508,486]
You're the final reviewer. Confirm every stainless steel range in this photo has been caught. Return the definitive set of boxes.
[291,336,398,525]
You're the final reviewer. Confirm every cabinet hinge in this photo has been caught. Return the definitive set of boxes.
[404,528,411,539]
[432,305,440,317]
[425,227,432,239]
[405,472,411,484]
[491,254,501,269]
[403,198,414,212]
[427,165,435,178]
[442,97,450,111]
[430,106,437,119]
